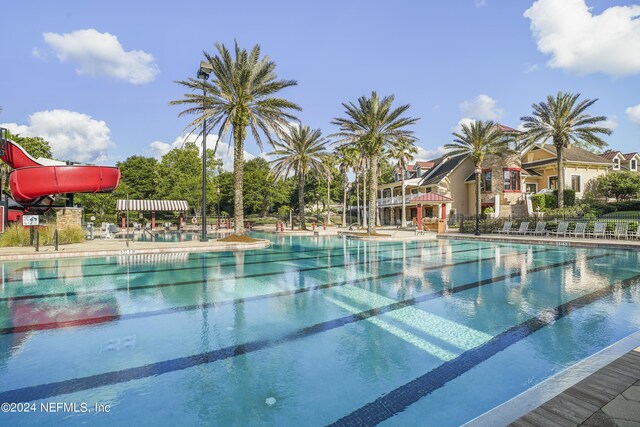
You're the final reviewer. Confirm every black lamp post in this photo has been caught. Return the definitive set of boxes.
[217,187,221,219]
[475,166,481,236]
[197,61,212,242]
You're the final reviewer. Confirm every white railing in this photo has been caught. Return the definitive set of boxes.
[377,192,426,206]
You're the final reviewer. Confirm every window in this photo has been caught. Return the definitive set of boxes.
[614,158,620,170]
[525,183,537,193]
[416,167,421,176]
[632,159,637,171]
[425,187,432,193]
[503,169,521,191]
[549,176,558,190]
[481,170,492,192]
[571,175,582,193]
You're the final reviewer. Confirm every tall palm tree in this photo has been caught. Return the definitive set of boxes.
[322,154,337,226]
[269,125,329,230]
[170,41,301,234]
[386,137,418,227]
[336,146,358,227]
[520,92,611,207]
[333,92,418,234]
[445,120,510,232]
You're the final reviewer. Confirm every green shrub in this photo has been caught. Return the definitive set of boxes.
[561,189,576,207]
[0,224,84,247]
[531,194,545,211]
[544,194,557,210]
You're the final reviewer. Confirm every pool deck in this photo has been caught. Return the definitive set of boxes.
[0,238,271,261]
[509,346,640,427]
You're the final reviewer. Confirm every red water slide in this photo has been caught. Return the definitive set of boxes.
[0,132,120,206]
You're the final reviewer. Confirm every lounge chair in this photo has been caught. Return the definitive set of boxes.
[549,221,569,237]
[589,222,606,239]
[633,225,640,240]
[492,221,512,234]
[569,222,587,238]
[528,221,547,236]
[509,221,530,235]
[612,222,629,240]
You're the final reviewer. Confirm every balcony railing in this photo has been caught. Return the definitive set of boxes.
[377,192,426,206]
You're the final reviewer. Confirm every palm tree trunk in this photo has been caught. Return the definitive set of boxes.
[342,173,347,227]
[233,126,245,235]
[476,166,481,220]
[401,172,406,227]
[298,173,306,229]
[556,144,564,208]
[356,175,361,225]
[368,156,378,234]
[326,175,331,225]
[362,167,367,228]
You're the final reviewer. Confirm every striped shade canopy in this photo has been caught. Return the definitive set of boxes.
[116,199,189,212]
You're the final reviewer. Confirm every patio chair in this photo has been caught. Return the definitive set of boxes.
[548,221,569,237]
[509,221,530,235]
[569,222,587,238]
[634,225,640,240]
[492,221,512,234]
[589,222,606,239]
[528,221,547,236]
[613,222,629,240]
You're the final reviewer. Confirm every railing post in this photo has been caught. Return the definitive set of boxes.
[35,229,39,252]
[54,229,59,251]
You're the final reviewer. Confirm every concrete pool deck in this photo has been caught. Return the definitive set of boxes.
[0,237,271,261]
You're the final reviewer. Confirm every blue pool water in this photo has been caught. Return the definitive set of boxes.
[0,234,639,426]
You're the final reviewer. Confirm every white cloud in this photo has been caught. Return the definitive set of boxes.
[474,0,487,7]
[602,115,618,130]
[1,109,113,163]
[459,95,503,121]
[416,145,447,161]
[524,0,640,76]
[452,117,476,134]
[42,29,158,84]
[627,104,640,125]
[149,133,255,171]
[524,63,540,73]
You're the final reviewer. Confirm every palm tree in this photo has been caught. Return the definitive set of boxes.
[269,125,329,230]
[322,154,337,226]
[170,42,301,234]
[520,92,611,208]
[386,138,418,227]
[336,146,358,227]
[445,120,510,234]
[333,92,418,234]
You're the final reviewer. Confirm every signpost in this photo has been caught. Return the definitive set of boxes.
[0,206,4,233]
[23,215,40,226]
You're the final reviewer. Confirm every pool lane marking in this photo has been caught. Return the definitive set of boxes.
[0,245,538,335]
[1,239,434,272]
[0,243,497,303]
[0,248,589,402]
[328,262,638,426]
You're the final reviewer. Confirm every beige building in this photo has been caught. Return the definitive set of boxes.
[377,139,614,224]
[600,150,640,172]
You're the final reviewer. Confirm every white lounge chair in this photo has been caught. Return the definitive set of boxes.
[528,221,547,236]
[613,222,629,240]
[549,221,569,237]
[589,222,606,239]
[570,222,587,238]
[509,221,530,235]
[492,221,512,234]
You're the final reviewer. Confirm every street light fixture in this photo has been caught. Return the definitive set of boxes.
[216,186,221,219]
[198,60,212,242]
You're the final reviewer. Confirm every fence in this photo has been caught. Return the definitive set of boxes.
[455,213,640,235]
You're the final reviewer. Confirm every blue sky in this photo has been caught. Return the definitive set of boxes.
[1,0,639,167]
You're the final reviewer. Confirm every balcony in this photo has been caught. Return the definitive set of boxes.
[378,193,426,206]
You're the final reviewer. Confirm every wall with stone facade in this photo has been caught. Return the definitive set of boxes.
[55,207,83,229]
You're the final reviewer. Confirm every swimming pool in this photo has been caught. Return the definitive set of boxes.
[115,231,230,242]
[0,234,638,425]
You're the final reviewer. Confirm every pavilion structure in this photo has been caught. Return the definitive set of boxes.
[116,200,189,230]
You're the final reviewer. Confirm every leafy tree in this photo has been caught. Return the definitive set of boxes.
[333,92,418,234]
[520,92,611,207]
[445,121,511,227]
[115,156,159,200]
[171,41,301,234]
[269,125,329,229]
[243,157,293,217]
[386,138,417,227]
[1,131,54,195]
[592,172,640,202]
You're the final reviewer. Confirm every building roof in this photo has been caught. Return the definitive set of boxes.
[600,150,623,160]
[415,161,435,168]
[410,192,454,203]
[623,152,639,160]
[495,123,520,133]
[116,199,189,212]
[419,154,467,186]
[523,145,611,168]
[406,165,416,171]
